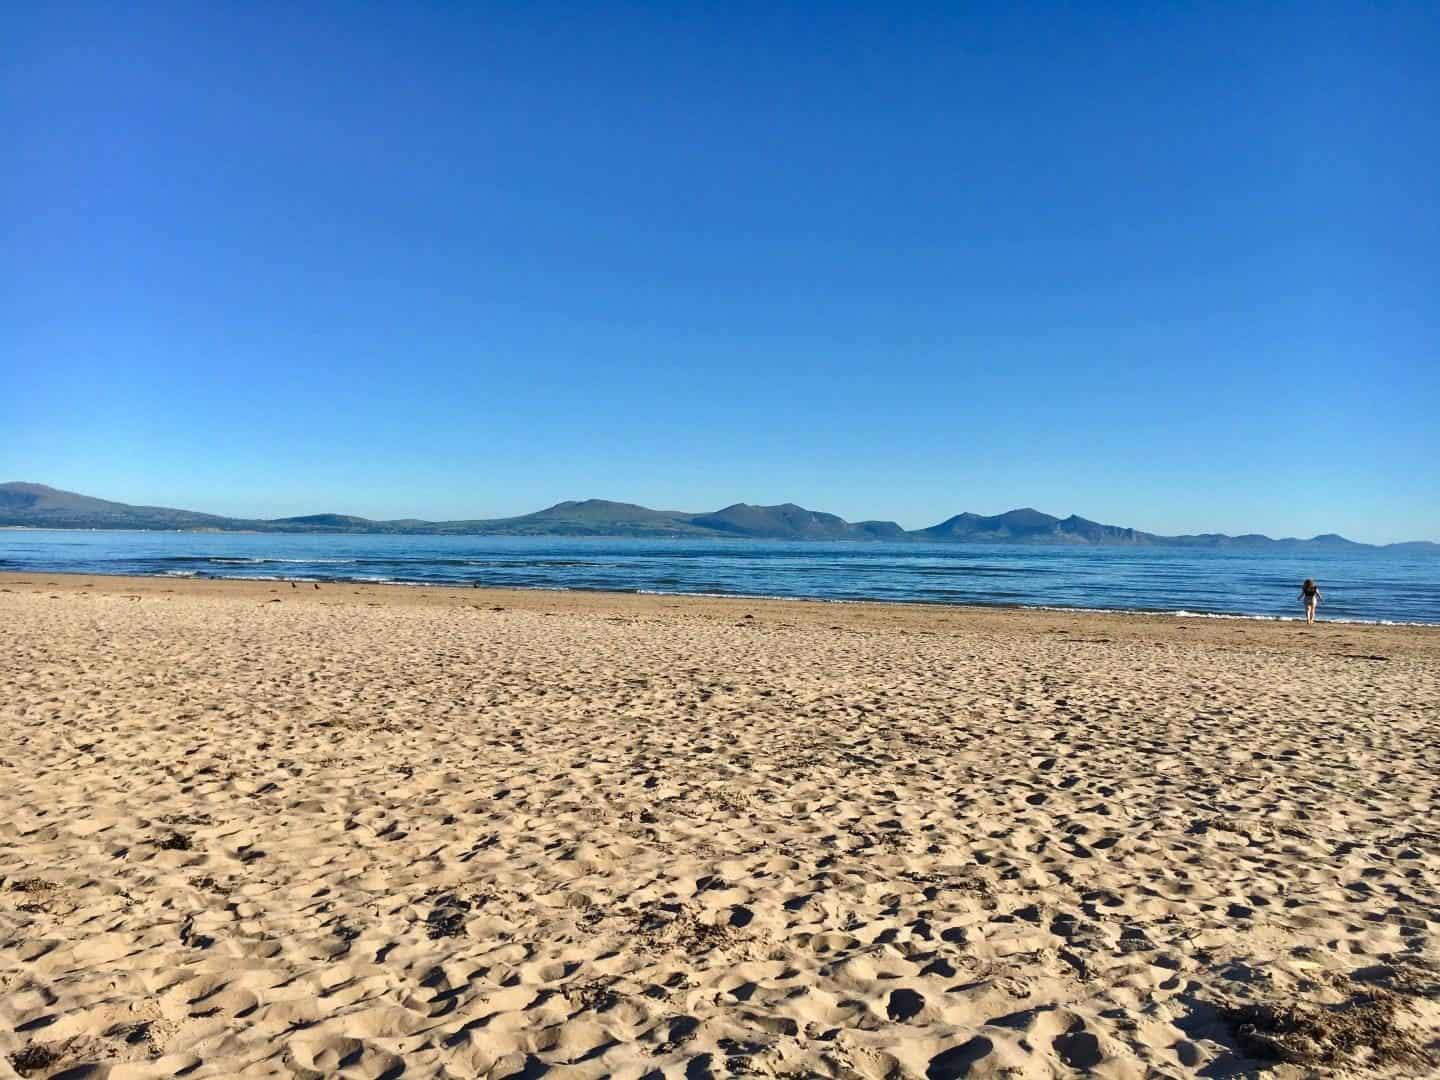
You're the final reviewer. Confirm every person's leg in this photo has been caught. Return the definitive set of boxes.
[1306,599,1316,624]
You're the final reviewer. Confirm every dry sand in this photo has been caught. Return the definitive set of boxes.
[1,573,1437,1078]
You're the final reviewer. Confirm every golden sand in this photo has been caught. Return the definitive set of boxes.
[1,573,1437,1077]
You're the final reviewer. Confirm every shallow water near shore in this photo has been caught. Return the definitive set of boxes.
[3,529,1436,623]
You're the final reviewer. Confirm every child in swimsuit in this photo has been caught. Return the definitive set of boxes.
[1299,579,1322,625]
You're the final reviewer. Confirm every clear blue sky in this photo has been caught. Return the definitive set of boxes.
[4,3,1436,542]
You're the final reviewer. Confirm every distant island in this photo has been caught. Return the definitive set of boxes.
[2,482,1435,553]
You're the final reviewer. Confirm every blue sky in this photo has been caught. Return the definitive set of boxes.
[4,3,1436,542]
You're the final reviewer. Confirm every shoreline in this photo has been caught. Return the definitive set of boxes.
[2,568,1436,629]
[3,570,1436,658]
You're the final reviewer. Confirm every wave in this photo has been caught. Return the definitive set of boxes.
[143,556,363,566]
[1023,605,1434,627]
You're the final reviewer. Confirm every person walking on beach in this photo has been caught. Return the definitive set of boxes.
[1298,578,1322,624]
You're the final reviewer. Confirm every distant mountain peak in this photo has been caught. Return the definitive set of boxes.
[540,498,655,513]
[270,513,376,527]
[525,499,691,523]
[5,482,62,494]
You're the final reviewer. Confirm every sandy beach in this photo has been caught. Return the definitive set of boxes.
[1,573,1436,1078]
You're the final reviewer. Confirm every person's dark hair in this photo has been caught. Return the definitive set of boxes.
[1303,578,1314,588]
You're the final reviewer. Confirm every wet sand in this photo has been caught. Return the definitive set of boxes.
[1,573,1437,1077]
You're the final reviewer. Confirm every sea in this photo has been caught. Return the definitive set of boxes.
[1,529,1436,625]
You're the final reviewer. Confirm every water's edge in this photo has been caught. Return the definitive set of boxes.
[3,567,1434,630]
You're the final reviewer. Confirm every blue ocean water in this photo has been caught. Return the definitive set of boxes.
[1,529,1436,624]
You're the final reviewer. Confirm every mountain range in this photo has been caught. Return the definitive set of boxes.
[2,482,1435,553]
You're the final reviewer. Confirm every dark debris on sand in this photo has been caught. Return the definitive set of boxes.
[6,1043,61,1077]
[1224,990,1433,1071]
[425,893,473,939]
